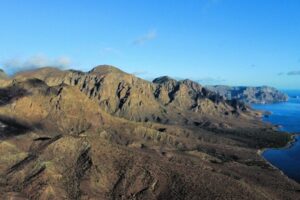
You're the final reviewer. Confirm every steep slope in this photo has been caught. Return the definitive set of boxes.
[14,66,167,122]
[13,66,254,126]
[0,66,299,199]
[206,85,288,104]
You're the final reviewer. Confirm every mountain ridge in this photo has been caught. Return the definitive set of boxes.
[0,65,299,199]
[10,66,253,125]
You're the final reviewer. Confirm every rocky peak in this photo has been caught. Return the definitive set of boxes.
[180,79,204,93]
[5,65,255,124]
[67,69,85,75]
[152,76,177,84]
[88,65,126,75]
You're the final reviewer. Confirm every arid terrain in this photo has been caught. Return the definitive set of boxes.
[0,65,299,200]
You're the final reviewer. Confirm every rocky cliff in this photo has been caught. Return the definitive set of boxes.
[13,65,252,126]
[206,85,288,104]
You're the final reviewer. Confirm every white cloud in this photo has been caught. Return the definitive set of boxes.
[55,56,72,67]
[133,30,157,45]
[2,54,72,73]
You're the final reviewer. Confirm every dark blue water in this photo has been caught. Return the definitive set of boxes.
[252,90,300,183]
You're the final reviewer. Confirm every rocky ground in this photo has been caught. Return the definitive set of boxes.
[0,65,299,200]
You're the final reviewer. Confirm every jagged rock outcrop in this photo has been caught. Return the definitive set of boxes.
[0,66,299,200]
[206,85,288,104]
[12,66,253,126]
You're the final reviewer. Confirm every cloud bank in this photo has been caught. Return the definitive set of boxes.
[133,30,157,45]
[277,70,300,76]
[287,71,300,76]
[2,54,72,74]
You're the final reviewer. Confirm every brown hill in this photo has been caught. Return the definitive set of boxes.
[13,66,252,125]
[0,66,299,199]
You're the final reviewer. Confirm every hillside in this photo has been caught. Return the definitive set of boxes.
[0,69,8,80]
[0,66,299,200]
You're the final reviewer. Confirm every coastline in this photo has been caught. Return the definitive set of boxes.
[257,133,297,156]
[257,134,299,183]
[255,106,300,183]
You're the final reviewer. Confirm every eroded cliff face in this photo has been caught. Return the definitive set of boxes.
[0,66,299,200]
[13,65,252,126]
[206,85,289,104]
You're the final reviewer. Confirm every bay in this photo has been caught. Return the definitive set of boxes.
[252,90,300,183]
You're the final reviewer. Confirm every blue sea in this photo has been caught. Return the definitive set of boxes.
[252,90,300,183]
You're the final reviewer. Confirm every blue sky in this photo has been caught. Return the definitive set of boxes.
[0,0,299,89]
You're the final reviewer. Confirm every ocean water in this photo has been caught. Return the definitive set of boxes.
[252,90,300,183]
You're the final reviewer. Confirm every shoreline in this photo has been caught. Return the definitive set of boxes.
[257,134,299,183]
[253,102,300,184]
[257,133,298,156]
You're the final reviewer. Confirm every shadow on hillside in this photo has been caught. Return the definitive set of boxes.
[0,85,30,107]
[0,115,42,139]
